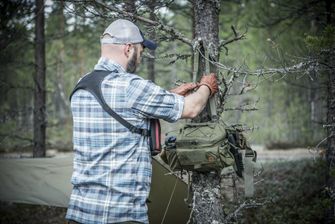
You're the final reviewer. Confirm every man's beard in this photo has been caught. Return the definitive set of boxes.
[126,47,138,73]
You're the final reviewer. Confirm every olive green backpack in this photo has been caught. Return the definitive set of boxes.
[161,121,258,197]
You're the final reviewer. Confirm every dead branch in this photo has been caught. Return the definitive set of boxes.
[324,124,335,128]
[224,106,258,112]
[92,0,193,46]
[199,46,319,76]
[219,26,247,55]
[154,53,192,61]
[224,198,271,223]
[218,71,229,107]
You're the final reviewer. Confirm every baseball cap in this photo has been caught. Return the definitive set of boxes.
[101,19,157,50]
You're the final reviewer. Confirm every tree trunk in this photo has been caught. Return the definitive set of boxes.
[193,0,220,123]
[73,3,85,79]
[325,0,335,222]
[191,1,225,223]
[33,0,46,157]
[55,0,68,122]
[191,173,225,223]
[147,0,156,82]
[326,49,335,223]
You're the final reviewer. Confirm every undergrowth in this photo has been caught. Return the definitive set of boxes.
[242,159,330,224]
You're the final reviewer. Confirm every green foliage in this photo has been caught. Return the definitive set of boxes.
[243,159,329,223]
[329,167,335,178]
[218,0,329,147]
[46,120,73,151]
[305,26,335,50]
[0,1,35,150]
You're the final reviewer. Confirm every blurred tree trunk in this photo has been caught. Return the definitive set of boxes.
[191,1,225,223]
[73,4,85,79]
[33,0,46,157]
[146,0,156,82]
[325,1,335,222]
[55,0,68,122]
[326,48,335,223]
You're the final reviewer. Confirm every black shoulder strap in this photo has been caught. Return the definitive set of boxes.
[69,70,149,136]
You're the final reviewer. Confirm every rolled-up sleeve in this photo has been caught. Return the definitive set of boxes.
[127,78,184,122]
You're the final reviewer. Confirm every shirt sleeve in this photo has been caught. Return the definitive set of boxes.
[126,77,184,122]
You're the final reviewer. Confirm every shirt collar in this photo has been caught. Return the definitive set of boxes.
[94,57,126,73]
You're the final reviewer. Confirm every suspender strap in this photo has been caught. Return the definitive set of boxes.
[244,148,255,197]
[69,70,149,136]
[193,47,200,83]
[193,44,218,121]
[204,48,218,121]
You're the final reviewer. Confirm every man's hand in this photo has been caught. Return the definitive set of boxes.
[198,73,218,97]
[170,82,198,96]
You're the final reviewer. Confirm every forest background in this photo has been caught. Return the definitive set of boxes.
[0,0,334,223]
[1,0,330,150]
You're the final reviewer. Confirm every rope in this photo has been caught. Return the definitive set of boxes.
[160,177,178,224]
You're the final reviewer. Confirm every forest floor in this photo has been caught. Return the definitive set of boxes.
[0,146,325,224]
[253,145,322,162]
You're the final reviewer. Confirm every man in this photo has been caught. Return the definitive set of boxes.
[66,19,218,224]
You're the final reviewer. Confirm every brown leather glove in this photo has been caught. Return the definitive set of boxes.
[170,82,198,96]
[198,73,218,97]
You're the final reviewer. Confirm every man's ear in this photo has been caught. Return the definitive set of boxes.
[123,44,132,58]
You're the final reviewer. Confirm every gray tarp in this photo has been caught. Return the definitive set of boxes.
[0,154,190,223]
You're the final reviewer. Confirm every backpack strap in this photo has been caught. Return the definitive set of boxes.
[69,70,149,136]
[244,148,256,197]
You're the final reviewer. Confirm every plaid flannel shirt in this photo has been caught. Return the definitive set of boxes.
[66,58,184,224]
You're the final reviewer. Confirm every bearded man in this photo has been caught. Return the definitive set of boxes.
[66,19,218,224]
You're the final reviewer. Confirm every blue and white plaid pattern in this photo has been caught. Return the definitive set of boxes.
[66,58,184,224]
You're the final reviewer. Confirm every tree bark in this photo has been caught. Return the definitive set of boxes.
[33,0,46,157]
[191,1,225,223]
[191,173,225,223]
[193,0,220,122]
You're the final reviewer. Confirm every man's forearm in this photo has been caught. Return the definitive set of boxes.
[181,85,210,119]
